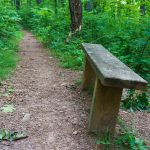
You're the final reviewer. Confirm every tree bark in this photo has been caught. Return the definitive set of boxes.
[69,0,82,34]
[140,4,146,15]
[60,0,65,7]
[54,0,58,15]
[11,0,15,6]
[36,0,42,5]
[16,0,20,9]
[85,0,93,11]
[27,0,32,6]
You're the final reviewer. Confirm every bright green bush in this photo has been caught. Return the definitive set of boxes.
[0,6,22,81]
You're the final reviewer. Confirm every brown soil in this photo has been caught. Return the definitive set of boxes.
[0,31,149,150]
[119,110,150,145]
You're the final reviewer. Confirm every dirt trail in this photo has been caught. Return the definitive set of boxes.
[0,31,149,150]
[0,31,95,150]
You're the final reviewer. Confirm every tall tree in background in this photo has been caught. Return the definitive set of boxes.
[54,0,58,15]
[16,0,21,9]
[140,0,146,15]
[27,0,32,6]
[36,0,42,5]
[60,0,65,7]
[69,0,82,34]
[85,0,93,11]
[11,0,15,6]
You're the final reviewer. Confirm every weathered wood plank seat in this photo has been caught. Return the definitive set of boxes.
[81,43,148,137]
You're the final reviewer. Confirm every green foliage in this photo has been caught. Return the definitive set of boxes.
[19,4,150,79]
[115,118,150,150]
[96,131,111,146]
[96,118,150,150]
[0,129,28,141]
[0,6,22,81]
[0,104,15,113]
[115,131,149,150]
[0,86,15,97]
[122,90,150,112]
[82,11,150,83]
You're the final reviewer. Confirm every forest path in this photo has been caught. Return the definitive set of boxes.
[0,31,95,150]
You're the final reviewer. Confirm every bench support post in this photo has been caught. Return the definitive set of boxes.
[89,78,123,136]
[82,57,96,90]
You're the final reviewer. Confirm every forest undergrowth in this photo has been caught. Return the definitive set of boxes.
[0,6,22,81]
[19,5,150,112]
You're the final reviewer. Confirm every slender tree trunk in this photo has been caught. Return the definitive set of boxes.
[27,0,31,6]
[54,0,58,15]
[69,0,82,34]
[60,0,65,7]
[36,0,42,5]
[85,0,93,11]
[16,0,20,9]
[140,0,146,16]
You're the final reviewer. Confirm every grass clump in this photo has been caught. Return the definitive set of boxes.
[19,6,149,80]
[96,118,150,150]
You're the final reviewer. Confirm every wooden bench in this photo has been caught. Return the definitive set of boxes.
[81,43,148,137]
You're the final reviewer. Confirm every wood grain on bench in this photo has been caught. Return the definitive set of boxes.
[82,43,147,90]
[81,43,148,138]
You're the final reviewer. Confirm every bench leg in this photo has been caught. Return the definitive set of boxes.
[82,56,96,90]
[89,78,122,137]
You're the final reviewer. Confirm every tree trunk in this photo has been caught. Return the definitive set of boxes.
[60,0,65,7]
[36,0,42,5]
[140,1,146,16]
[16,0,20,9]
[85,0,93,11]
[11,0,15,6]
[69,0,82,34]
[54,0,58,15]
[27,0,32,6]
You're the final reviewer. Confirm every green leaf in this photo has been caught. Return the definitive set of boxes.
[0,104,15,113]
[7,87,15,94]
[12,132,28,140]
[0,129,6,140]
[0,129,28,141]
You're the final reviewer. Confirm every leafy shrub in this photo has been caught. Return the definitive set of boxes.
[115,118,150,150]
[0,6,22,81]
[122,90,150,112]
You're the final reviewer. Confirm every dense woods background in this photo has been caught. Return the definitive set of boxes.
[0,0,150,148]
